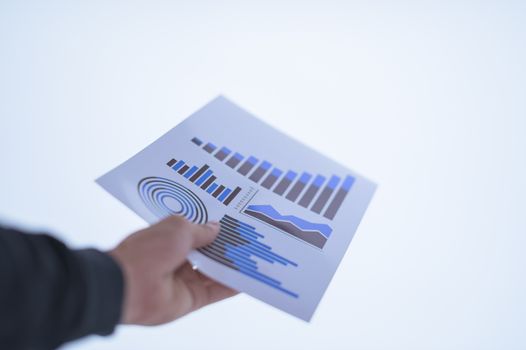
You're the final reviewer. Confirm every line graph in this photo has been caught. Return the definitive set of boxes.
[243,204,332,249]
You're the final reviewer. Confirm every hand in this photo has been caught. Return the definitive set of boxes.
[109,216,238,325]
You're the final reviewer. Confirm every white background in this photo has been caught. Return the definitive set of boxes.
[1,1,525,349]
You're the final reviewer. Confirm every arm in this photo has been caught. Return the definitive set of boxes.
[0,227,123,349]
[0,217,237,349]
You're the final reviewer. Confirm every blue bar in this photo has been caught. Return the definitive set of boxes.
[222,215,260,233]
[207,183,218,193]
[203,143,217,153]
[224,251,258,269]
[221,223,262,242]
[247,156,258,164]
[285,170,298,180]
[299,172,312,183]
[223,247,257,266]
[218,188,232,201]
[184,166,198,178]
[220,224,269,247]
[271,168,283,177]
[195,169,213,186]
[327,175,341,189]
[342,175,355,191]
[226,152,244,168]
[221,220,262,239]
[171,160,185,171]
[313,175,326,187]
[260,161,272,170]
[219,147,231,155]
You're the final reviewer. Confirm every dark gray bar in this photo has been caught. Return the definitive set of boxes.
[212,185,225,198]
[215,150,228,161]
[226,156,241,168]
[200,175,216,190]
[238,161,256,176]
[323,188,349,220]
[249,166,267,183]
[177,165,189,174]
[223,186,242,206]
[286,181,307,202]
[261,174,278,189]
[166,159,177,167]
[203,143,216,153]
[191,137,203,146]
[311,187,335,213]
[298,184,321,208]
[273,177,293,195]
[189,164,209,182]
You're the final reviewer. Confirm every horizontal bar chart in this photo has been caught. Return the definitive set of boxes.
[166,158,242,206]
[198,215,299,298]
[191,137,356,220]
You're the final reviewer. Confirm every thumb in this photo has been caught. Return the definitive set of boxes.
[187,221,221,248]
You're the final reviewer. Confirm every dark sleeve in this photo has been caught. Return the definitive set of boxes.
[0,226,124,350]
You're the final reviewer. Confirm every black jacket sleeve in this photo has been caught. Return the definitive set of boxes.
[0,226,124,350]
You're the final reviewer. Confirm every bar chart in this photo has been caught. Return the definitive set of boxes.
[166,158,241,206]
[198,214,299,298]
[191,137,354,220]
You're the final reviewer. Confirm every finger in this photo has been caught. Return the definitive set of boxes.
[205,282,239,305]
[186,221,221,249]
[176,263,238,308]
[156,216,220,251]
[179,276,238,311]
[177,262,217,287]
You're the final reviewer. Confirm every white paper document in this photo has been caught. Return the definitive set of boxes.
[97,96,376,321]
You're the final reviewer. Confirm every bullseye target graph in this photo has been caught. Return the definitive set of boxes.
[138,177,208,223]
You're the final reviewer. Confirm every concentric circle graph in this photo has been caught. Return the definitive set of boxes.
[138,177,208,224]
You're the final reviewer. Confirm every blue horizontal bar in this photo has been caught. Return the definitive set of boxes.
[237,242,296,266]
[222,215,258,232]
[221,220,267,240]
[236,267,299,298]
[232,244,277,264]
[206,183,218,193]
[195,169,213,186]
[172,160,185,171]
[223,248,257,266]
[184,166,198,178]
[237,266,284,288]
[247,156,258,165]
[225,253,260,271]
[224,246,258,265]
[218,188,231,201]
[220,222,262,241]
